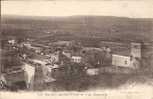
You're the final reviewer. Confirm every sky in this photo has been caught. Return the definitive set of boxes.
[1,1,153,18]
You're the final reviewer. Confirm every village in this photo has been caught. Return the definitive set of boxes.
[0,36,146,91]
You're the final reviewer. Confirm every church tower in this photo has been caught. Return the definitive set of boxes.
[131,42,141,59]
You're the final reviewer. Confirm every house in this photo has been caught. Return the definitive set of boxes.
[23,63,35,89]
[81,47,110,67]
[22,54,27,59]
[49,53,59,64]
[0,74,7,89]
[112,42,141,69]
[112,54,131,67]
[41,64,56,83]
[23,42,32,48]
[47,50,70,65]
[8,39,16,45]
[70,49,83,63]
[82,47,102,52]
[52,41,72,47]
[62,50,71,58]
[86,68,99,76]
[71,56,82,63]
[103,46,111,53]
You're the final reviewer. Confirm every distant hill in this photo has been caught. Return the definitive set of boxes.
[1,15,153,43]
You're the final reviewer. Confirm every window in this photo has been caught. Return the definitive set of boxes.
[125,60,127,64]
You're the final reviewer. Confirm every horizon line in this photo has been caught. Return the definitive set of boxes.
[2,14,153,19]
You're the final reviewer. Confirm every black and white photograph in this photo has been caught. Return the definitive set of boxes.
[0,0,153,98]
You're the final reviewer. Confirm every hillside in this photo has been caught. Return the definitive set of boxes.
[1,15,153,43]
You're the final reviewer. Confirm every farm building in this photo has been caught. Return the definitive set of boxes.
[111,42,141,69]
